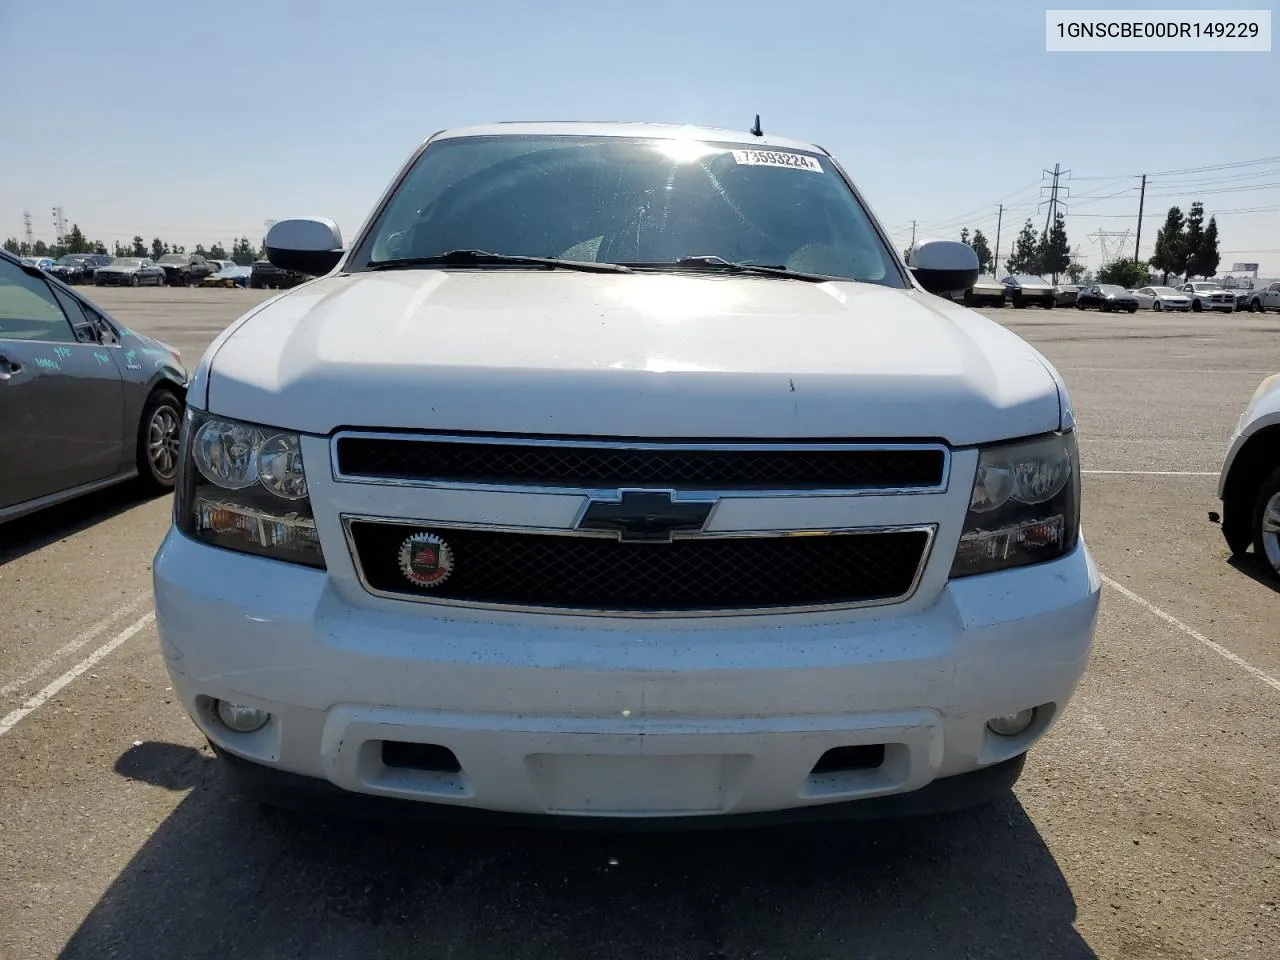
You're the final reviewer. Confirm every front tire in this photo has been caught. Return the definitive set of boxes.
[1128,306,1138,314]
[1251,300,1262,313]
[136,389,183,495]
[130,274,140,286]
[1192,300,1203,312]
[1153,300,1162,312]
[1251,466,1280,582]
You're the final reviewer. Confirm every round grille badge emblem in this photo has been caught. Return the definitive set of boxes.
[397,532,454,589]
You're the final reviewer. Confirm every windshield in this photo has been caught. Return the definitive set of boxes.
[159,254,187,264]
[353,135,903,285]
[55,255,87,264]
[1011,275,1049,286]
[109,258,142,267]
[1192,283,1221,291]
[1152,287,1180,295]
[1099,285,1127,295]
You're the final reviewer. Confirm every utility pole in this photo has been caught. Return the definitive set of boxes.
[1039,164,1071,284]
[51,206,66,245]
[909,220,917,249]
[23,210,33,252]
[1043,164,1060,241]
[1133,174,1147,262]
[993,204,1004,277]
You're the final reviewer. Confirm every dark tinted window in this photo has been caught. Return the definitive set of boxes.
[0,259,76,342]
[356,135,902,285]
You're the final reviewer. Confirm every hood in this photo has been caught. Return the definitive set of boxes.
[99,264,139,272]
[203,271,1063,445]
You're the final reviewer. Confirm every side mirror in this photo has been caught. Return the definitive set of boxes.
[907,239,979,296]
[265,218,344,276]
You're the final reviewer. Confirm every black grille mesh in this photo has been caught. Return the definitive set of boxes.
[348,522,930,612]
[336,438,944,490]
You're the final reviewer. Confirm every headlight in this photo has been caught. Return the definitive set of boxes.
[175,409,325,568]
[950,431,1080,578]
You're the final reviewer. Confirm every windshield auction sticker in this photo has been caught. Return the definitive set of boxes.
[1046,9,1271,51]
[731,150,823,172]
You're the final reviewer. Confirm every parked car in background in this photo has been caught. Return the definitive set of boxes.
[249,258,307,289]
[201,263,251,288]
[47,253,112,285]
[94,257,167,286]
[1216,369,1280,582]
[1076,284,1139,313]
[1001,274,1055,309]
[961,275,1006,307]
[20,256,55,271]
[1053,283,1081,307]
[205,259,236,273]
[1180,281,1236,313]
[156,253,217,286]
[1132,286,1192,312]
[1242,282,1280,313]
[0,248,189,523]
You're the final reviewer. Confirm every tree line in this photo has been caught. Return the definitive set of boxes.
[948,200,1223,290]
[4,225,265,266]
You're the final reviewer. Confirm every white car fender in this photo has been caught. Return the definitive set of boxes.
[1218,373,1280,498]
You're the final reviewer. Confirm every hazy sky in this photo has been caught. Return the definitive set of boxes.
[2,1,1277,271]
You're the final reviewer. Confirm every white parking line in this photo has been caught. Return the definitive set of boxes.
[0,612,155,740]
[1083,470,1218,476]
[0,591,152,699]
[1102,575,1280,694]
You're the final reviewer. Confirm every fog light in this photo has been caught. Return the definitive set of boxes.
[986,709,1035,737]
[215,700,270,733]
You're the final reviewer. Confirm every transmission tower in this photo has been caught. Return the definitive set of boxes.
[51,206,67,243]
[1087,228,1132,265]
[23,210,34,250]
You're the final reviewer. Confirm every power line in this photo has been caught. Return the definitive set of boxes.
[1150,154,1280,177]
[1077,154,1280,181]
[1148,167,1280,190]
[1146,181,1280,198]
[1081,204,1280,218]
[919,179,1044,232]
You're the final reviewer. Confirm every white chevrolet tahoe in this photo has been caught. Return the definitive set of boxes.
[153,122,1101,825]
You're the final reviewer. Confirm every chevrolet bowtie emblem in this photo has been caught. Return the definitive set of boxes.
[577,490,714,542]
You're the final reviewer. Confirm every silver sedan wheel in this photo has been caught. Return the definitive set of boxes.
[147,405,181,480]
[1262,492,1280,575]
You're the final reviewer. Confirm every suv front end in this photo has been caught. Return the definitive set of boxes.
[155,405,1098,823]
[151,122,1100,825]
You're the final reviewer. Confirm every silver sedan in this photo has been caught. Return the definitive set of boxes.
[1133,286,1192,312]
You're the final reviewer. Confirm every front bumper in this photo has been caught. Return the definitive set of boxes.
[153,530,1101,820]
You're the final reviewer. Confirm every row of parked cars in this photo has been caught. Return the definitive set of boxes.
[955,274,1280,314]
[18,253,309,291]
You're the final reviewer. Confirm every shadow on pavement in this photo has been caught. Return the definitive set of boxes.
[0,485,160,566]
[1227,555,1280,594]
[65,742,1098,960]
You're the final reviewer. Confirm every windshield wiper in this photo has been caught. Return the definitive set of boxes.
[367,250,633,273]
[623,255,832,282]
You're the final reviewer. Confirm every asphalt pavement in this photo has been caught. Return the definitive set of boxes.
[2,288,1278,959]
